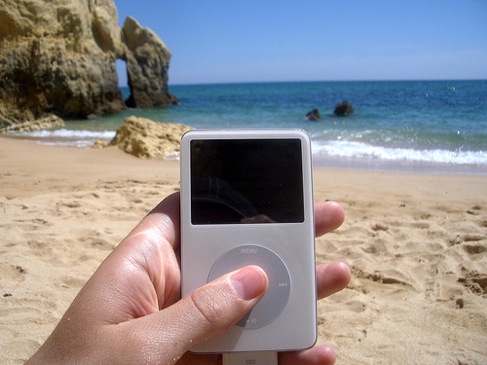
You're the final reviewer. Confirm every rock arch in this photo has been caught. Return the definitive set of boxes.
[0,0,177,128]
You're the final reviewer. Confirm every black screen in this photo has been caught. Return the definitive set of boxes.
[191,139,304,225]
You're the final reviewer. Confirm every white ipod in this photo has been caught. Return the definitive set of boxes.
[180,129,317,353]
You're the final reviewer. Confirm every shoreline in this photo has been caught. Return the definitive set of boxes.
[312,153,487,176]
[1,135,486,364]
[5,134,487,176]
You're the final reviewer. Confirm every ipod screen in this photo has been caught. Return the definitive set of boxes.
[190,139,304,225]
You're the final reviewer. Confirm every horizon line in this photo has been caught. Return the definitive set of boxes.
[118,78,486,88]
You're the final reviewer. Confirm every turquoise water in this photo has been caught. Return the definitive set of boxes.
[23,80,487,174]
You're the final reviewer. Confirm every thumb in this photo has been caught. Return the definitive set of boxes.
[181,265,268,338]
[116,266,268,364]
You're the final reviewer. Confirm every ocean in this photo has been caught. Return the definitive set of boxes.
[18,80,487,174]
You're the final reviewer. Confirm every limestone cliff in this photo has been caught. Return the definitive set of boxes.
[0,0,176,129]
[121,17,179,108]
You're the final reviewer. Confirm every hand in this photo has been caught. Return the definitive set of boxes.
[27,193,350,365]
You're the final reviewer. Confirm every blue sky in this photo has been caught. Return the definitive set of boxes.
[114,0,487,85]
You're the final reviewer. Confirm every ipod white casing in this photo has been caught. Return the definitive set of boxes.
[180,129,316,353]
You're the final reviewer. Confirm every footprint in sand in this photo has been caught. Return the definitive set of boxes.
[3,264,27,282]
[466,205,482,215]
[458,271,487,296]
[463,243,487,255]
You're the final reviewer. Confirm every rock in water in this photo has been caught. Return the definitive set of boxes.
[305,108,321,121]
[334,100,354,116]
[110,116,192,158]
[0,0,177,129]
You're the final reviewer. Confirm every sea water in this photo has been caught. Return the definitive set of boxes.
[19,80,487,174]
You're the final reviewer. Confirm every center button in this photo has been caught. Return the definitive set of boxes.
[208,244,291,329]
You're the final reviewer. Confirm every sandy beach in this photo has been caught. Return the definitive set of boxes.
[1,136,486,364]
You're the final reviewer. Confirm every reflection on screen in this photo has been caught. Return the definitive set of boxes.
[191,139,304,225]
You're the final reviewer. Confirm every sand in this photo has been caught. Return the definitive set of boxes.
[1,136,486,364]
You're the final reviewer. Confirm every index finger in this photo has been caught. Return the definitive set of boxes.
[125,192,181,250]
[314,201,345,237]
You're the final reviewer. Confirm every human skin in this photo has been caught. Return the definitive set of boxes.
[27,193,350,365]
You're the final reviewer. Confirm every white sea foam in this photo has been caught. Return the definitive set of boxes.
[25,129,115,139]
[13,129,116,148]
[312,140,487,165]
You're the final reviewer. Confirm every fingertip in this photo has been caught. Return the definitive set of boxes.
[333,261,352,287]
[318,345,337,364]
[279,344,336,365]
[316,261,352,299]
[314,201,345,237]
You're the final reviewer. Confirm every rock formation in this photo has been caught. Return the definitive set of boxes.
[0,114,64,134]
[305,108,321,121]
[334,100,354,116]
[122,17,179,108]
[0,0,177,129]
[109,116,191,158]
